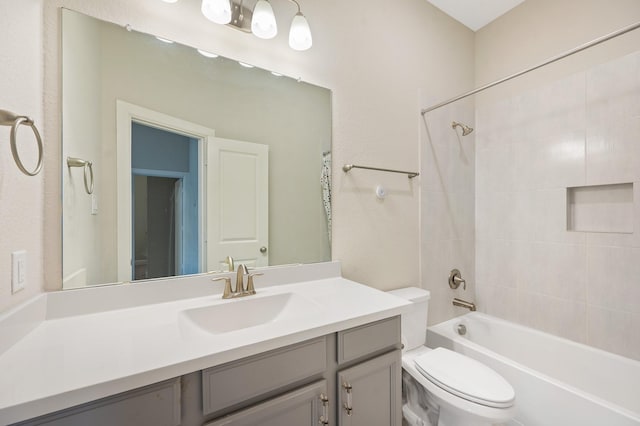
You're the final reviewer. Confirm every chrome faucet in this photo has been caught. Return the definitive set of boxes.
[453,297,476,311]
[212,264,261,299]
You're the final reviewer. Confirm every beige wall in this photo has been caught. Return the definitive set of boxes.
[0,0,44,313]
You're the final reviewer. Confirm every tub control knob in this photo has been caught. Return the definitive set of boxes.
[449,269,466,290]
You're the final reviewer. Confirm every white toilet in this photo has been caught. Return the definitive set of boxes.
[388,287,515,426]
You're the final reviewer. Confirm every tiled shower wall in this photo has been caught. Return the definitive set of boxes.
[421,98,476,325]
[475,50,640,360]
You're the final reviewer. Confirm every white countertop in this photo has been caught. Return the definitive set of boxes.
[0,265,410,424]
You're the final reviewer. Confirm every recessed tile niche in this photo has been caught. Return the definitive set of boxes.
[567,183,634,233]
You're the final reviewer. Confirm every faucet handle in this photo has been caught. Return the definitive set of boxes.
[224,255,235,272]
[448,269,467,290]
[212,277,233,299]
[246,273,263,295]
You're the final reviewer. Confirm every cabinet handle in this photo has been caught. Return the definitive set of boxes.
[319,393,329,425]
[342,382,353,416]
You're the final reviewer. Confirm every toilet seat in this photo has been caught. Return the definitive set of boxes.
[413,347,515,408]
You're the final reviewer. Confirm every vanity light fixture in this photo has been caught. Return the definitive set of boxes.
[201,0,313,51]
[201,0,232,25]
[161,0,179,3]
[251,0,278,39]
[288,0,312,50]
[238,61,255,68]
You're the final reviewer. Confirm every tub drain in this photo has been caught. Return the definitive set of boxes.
[456,324,467,335]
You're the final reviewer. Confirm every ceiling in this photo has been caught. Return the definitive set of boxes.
[426,0,525,31]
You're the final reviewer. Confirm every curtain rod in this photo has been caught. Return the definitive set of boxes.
[421,21,640,115]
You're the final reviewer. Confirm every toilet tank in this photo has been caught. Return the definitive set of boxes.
[387,287,430,351]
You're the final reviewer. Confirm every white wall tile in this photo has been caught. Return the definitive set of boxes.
[586,51,640,184]
[587,306,640,360]
[476,239,518,288]
[476,283,519,322]
[476,191,516,241]
[450,191,475,241]
[476,143,514,194]
[534,189,586,244]
[517,291,587,343]
[516,242,587,302]
[422,191,454,242]
[473,20,640,360]
[585,181,640,248]
[587,245,640,314]
[421,241,452,293]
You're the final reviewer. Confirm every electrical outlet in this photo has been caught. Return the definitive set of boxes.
[11,250,27,294]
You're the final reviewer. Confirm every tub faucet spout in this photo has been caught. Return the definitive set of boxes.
[453,297,476,311]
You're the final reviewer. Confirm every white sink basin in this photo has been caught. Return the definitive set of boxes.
[179,292,322,335]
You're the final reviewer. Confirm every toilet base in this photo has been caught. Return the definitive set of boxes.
[436,408,507,426]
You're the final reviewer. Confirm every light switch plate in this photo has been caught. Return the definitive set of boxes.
[11,250,26,294]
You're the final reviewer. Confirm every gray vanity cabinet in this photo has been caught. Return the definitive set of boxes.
[335,317,402,426]
[13,378,181,426]
[337,350,402,426]
[11,316,401,426]
[204,380,329,426]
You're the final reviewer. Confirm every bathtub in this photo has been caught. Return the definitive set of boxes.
[427,312,640,426]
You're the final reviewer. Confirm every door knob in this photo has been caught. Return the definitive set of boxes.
[260,246,268,254]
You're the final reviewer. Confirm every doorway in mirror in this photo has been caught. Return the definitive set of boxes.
[131,122,200,280]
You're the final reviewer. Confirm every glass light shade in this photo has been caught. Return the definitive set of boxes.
[289,13,312,51]
[251,0,277,39]
[161,0,178,3]
[201,0,232,25]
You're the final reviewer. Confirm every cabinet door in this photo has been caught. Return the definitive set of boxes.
[337,350,401,426]
[14,378,181,426]
[204,380,329,426]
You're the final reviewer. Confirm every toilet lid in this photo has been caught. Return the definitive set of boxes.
[414,347,515,408]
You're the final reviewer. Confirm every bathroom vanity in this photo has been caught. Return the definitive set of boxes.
[0,263,409,425]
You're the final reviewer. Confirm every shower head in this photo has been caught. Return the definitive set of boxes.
[451,121,474,136]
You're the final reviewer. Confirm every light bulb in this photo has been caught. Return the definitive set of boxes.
[289,12,312,51]
[252,0,277,39]
[201,0,232,25]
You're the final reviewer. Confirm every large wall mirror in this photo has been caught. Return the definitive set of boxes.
[62,9,332,289]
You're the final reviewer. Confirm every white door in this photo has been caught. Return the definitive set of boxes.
[206,137,269,271]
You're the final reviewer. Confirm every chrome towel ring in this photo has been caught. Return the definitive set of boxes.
[67,157,94,194]
[0,109,44,176]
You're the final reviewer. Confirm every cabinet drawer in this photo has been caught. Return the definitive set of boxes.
[204,380,328,426]
[337,316,401,364]
[14,378,181,426]
[202,336,327,415]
